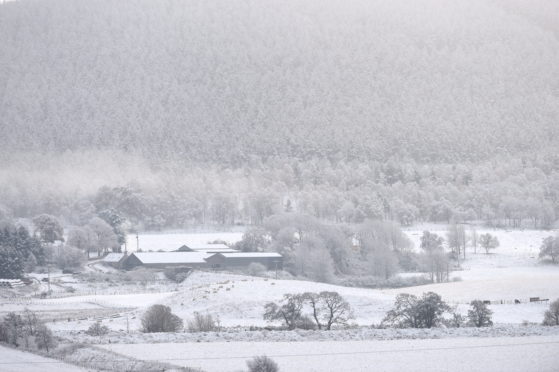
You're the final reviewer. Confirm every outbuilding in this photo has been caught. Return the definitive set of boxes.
[205,252,283,270]
[122,252,210,270]
[177,243,239,253]
[102,253,126,268]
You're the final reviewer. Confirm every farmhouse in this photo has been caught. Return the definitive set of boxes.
[122,252,210,270]
[177,243,239,253]
[102,253,126,268]
[205,252,283,270]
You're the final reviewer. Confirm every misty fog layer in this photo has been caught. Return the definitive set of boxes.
[0,0,558,229]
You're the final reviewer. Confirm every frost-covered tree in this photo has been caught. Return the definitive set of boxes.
[0,246,24,279]
[85,321,109,336]
[447,223,466,260]
[35,324,56,352]
[539,236,559,263]
[263,294,305,330]
[542,299,559,326]
[467,300,493,327]
[382,292,450,329]
[32,214,64,243]
[141,305,183,333]
[356,220,409,279]
[87,217,118,257]
[479,233,499,254]
[420,231,449,283]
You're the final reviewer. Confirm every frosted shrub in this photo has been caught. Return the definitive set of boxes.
[247,356,279,372]
[247,262,267,276]
[187,312,220,332]
[141,305,183,333]
[86,321,109,336]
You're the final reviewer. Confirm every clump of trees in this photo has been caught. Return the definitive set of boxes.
[0,309,56,352]
[141,304,183,333]
[0,219,45,279]
[264,292,353,330]
[381,292,451,328]
[542,298,559,326]
[381,293,495,329]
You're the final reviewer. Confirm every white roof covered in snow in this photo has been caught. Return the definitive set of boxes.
[188,243,229,249]
[217,252,282,258]
[132,252,210,264]
[103,253,125,262]
[178,243,238,253]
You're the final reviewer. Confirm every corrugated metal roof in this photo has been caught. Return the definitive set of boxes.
[133,252,210,264]
[103,253,125,262]
[189,247,239,253]
[184,243,229,249]
[218,252,282,258]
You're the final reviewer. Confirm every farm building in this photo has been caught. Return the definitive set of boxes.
[122,252,210,270]
[205,252,283,270]
[102,253,126,268]
[177,243,239,253]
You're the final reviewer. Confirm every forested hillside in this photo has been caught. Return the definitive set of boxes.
[0,0,558,229]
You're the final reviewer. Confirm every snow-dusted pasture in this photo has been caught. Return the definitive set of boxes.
[20,225,557,335]
[102,336,559,372]
[0,345,88,372]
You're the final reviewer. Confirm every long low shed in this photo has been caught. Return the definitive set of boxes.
[122,252,210,270]
[205,252,283,270]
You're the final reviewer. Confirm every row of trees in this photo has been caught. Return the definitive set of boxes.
[232,214,503,285]
[381,293,493,329]
[0,212,124,278]
[3,152,559,232]
[119,297,559,337]
[262,291,497,331]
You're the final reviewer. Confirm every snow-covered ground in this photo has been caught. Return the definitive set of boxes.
[0,345,89,372]
[26,225,557,334]
[2,225,558,361]
[101,335,559,372]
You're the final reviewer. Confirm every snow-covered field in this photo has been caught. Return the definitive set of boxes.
[101,335,559,372]
[126,231,244,252]
[0,345,88,372]
[15,225,556,334]
[2,225,558,372]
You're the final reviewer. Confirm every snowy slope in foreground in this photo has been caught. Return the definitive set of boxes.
[102,335,559,372]
[0,345,87,372]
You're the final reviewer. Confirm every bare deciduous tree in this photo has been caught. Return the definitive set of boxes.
[303,291,353,330]
[187,312,220,332]
[263,294,305,330]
